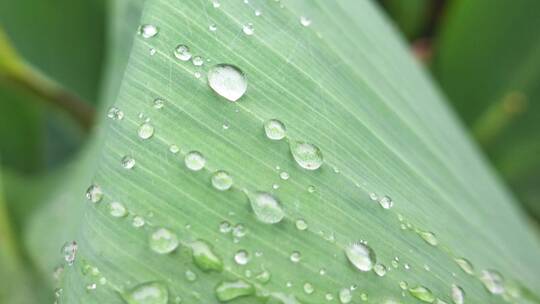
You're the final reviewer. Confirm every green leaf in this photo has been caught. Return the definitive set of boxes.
[433,0,540,222]
[39,0,540,303]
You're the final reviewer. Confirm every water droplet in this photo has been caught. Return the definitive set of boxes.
[107,107,124,120]
[149,228,179,254]
[300,16,312,27]
[61,241,78,266]
[132,216,145,228]
[378,196,393,209]
[264,119,287,140]
[191,56,204,67]
[339,288,352,303]
[234,250,250,265]
[122,155,136,169]
[303,282,314,294]
[325,293,334,301]
[255,270,271,284]
[451,284,464,304]
[295,219,308,231]
[409,286,435,303]
[369,192,378,201]
[139,24,158,38]
[109,202,127,217]
[373,263,387,277]
[290,251,301,263]
[211,170,233,191]
[86,184,103,203]
[454,258,474,275]
[185,270,197,282]
[279,171,290,180]
[86,283,97,291]
[255,9,262,16]
[289,140,323,170]
[123,282,168,304]
[207,64,247,102]
[319,268,326,275]
[153,98,165,109]
[174,45,192,61]
[344,242,375,272]
[399,281,408,290]
[215,280,255,302]
[138,123,154,139]
[149,48,156,56]
[242,23,254,35]
[209,24,217,31]
[184,151,206,171]
[480,270,505,294]
[233,224,247,238]
[169,144,180,154]
[419,231,438,246]
[190,240,223,272]
[308,185,316,193]
[219,221,232,233]
[212,0,220,8]
[249,192,285,224]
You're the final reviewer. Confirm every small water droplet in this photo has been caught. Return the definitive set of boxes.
[264,119,287,140]
[215,280,255,302]
[255,9,262,16]
[174,45,192,61]
[138,123,154,139]
[249,192,285,224]
[369,192,378,201]
[454,258,474,275]
[233,224,247,238]
[289,140,323,170]
[451,284,464,304]
[122,155,136,169]
[107,107,124,120]
[86,283,97,291]
[149,228,179,254]
[319,268,326,275]
[212,0,220,8]
[325,293,334,301]
[86,184,103,203]
[308,185,316,193]
[290,251,301,263]
[399,281,408,290]
[207,64,247,102]
[211,170,233,191]
[192,56,204,66]
[409,286,435,303]
[219,221,232,233]
[480,270,505,294]
[339,288,352,303]
[295,219,308,231]
[419,231,438,246]
[123,282,168,304]
[191,240,223,272]
[132,216,145,228]
[139,24,158,38]
[300,16,312,27]
[109,202,127,217]
[184,151,206,171]
[279,172,290,180]
[209,24,217,31]
[185,270,197,282]
[303,282,314,294]
[149,48,156,56]
[169,144,180,154]
[61,241,78,266]
[153,98,165,109]
[344,242,376,272]
[234,250,250,265]
[242,23,254,35]
[378,196,393,209]
[373,263,387,277]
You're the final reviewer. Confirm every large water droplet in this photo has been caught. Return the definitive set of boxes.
[207,64,247,102]
[451,284,464,304]
[149,228,179,254]
[109,202,127,217]
[409,286,435,303]
[138,123,154,140]
[139,24,158,38]
[419,231,438,246]
[123,282,168,304]
[211,170,233,191]
[480,270,505,294]
[215,280,255,302]
[264,119,287,140]
[289,140,323,170]
[454,258,474,275]
[86,184,103,203]
[344,242,375,272]
[184,151,206,171]
[249,192,285,224]
[174,45,192,61]
[190,240,223,272]
[61,241,78,266]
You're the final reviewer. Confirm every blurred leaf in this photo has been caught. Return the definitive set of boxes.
[28,0,540,303]
[433,0,540,221]
[380,0,432,40]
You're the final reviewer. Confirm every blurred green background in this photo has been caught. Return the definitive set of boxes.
[0,0,539,302]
